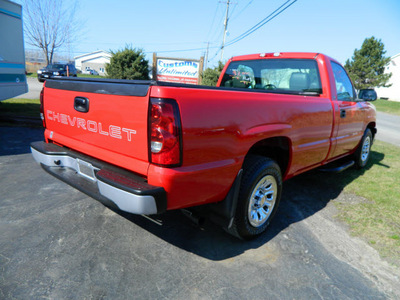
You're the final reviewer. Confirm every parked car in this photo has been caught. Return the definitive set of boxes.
[37,63,77,82]
[89,69,99,75]
[83,68,99,75]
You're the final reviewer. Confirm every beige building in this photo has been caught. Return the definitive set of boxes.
[74,50,111,76]
[376,53,400,102]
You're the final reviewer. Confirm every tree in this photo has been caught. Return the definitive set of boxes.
[23,0,80,65]
[201,61,225,86]
[106,47,150,80]
[344,36,392,90]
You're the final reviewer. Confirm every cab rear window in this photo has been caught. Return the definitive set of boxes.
[220,59,322,95]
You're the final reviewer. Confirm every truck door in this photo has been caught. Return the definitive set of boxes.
[329,61,365,158]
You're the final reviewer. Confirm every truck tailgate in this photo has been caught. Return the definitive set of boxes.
[43,79,151,174]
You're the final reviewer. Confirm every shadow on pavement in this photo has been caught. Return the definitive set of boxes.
[0,126,44,156]
[116,150,385,261]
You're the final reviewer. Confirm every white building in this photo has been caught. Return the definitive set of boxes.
[74,50,111,76]
[376,53,400,102]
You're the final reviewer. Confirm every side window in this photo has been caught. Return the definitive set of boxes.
[331,62,355,101]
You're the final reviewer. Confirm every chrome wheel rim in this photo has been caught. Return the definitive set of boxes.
[361,136,371,162]
[248,175,277,228]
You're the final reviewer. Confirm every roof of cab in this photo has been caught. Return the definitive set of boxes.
[230,52,321,61]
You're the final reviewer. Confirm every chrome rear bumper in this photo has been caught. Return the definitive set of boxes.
[30,141,166,215]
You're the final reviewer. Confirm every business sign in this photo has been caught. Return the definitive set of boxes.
[153,54,204,85]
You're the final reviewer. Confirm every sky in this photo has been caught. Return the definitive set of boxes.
[25,0,400,67]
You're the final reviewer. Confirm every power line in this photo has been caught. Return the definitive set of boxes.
[205,1,222,42]
[225,0,298,47]
[145,44,220,55]
[208,3,227,44]
[209,47,222,64]
[28,42,221,57]
[228,0,294,45]
[228,1,238,20]
[207,0,244,64]
[230,0,254,21]
[208,0,298,65]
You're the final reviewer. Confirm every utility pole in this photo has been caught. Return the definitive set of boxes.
[220,0,230,62]
[205,42,209,69]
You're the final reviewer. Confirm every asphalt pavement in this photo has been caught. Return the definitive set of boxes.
[0,126,399,299]
[15,77,43,99]
[376,111,400,147]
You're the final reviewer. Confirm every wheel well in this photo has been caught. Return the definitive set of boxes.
[245,137,291,177]
[367,122,377,139]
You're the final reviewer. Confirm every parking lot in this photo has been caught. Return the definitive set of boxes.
[1,126,399,299]
[15,77,43,100]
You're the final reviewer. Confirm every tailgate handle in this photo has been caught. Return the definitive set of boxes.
[74,97,89,113]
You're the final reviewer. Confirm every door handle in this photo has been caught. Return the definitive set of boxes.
[340,109,346,118]
[74,97,89,113]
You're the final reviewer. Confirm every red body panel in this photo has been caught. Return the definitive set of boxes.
[41,52,376,211]
[148,86,335,209]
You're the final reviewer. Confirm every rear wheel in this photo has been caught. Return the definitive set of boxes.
[229,156,282,240]
[354,128,373,169]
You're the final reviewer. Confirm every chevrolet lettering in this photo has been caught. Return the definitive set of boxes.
[46,110,137,141]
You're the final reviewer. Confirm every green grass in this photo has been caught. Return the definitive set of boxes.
[334,140,400,264]
[77,74,103,79]
[374,99,400,116]
[26,72,37,78]
[0,98,40,118]
[293,139,400,265]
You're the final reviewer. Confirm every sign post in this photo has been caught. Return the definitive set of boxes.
[153,53,204,85]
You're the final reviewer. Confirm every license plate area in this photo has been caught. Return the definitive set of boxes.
[76,159,97,181]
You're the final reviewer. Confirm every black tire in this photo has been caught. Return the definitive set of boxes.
[228,156,282,240]
[354,128,373,169]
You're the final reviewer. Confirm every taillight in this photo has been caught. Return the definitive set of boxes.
[39,87,45,127]
[149,98,182,167]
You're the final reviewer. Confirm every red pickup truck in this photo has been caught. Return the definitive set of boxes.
[31,52,376,239]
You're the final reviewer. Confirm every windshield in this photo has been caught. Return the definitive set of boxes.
[220,59,322,95]
[47,64,66,70]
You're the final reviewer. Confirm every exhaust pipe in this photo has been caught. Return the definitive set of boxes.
[181,209,205,227]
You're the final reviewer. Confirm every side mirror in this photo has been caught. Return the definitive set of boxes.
[358,89,377,101]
